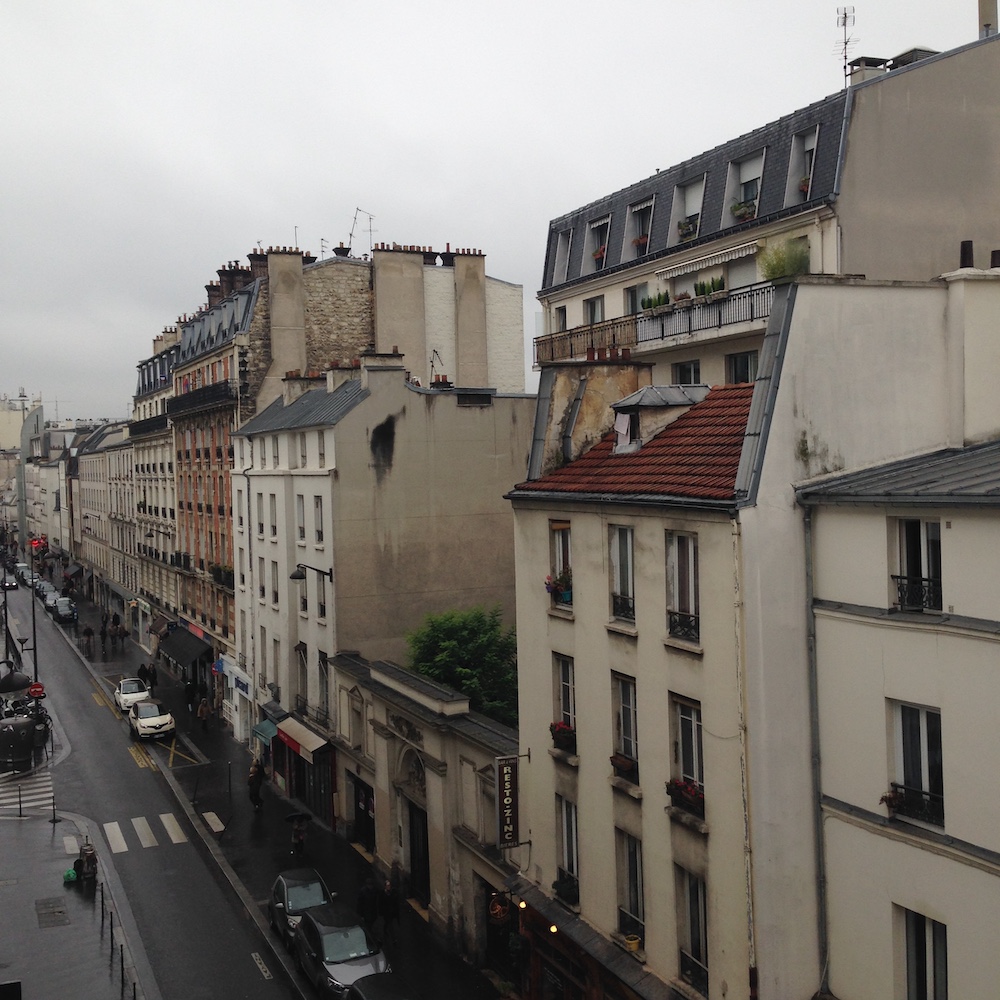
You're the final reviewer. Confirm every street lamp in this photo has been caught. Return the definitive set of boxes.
[289,563,334,582]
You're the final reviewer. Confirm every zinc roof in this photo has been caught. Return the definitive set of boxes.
[236,379,369,436]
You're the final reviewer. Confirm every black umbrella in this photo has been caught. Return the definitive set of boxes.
[0,660,31,695]
[284,811,311,823]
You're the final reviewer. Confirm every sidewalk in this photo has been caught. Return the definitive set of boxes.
[70,596,499,1000]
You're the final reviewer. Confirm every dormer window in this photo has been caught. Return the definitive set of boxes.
[589,216,611,271]
[628,199,653,259]
[613,410,641,454]
[728,152,764,223]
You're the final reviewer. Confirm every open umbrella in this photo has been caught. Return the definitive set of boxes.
[284,811,312,823]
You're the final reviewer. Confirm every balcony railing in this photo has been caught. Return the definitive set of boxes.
[617,908,644,946]
[891,574,942,612]
[889,781,944,826]
[668,611,700,642]
[534,283,774,364]
[552,868,579,906]
[166,380,238,417]
[612,593,635,622]
[128,413,169,438]
[680,950,709,997]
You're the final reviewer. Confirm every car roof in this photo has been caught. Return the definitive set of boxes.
[347,973,415,1000]
[301,902,362,931]
[136,700,167,713]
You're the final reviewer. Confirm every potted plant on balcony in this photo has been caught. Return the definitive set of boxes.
[631,234,648,250]
[592,244,607,267]
[880,787,905,813]
[799,175,811,195]
[550,720,577,753]
[709,275,727,300]
[678,218,697,241]
[545,569,572,604]
[666,777,705,817]
[673,290,692,309]
[730,200,757,223]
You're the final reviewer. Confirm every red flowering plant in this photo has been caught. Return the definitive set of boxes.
[549,720,577,751]
[880,787,905,811]
[550,720,575,738]
[666,778,704,804]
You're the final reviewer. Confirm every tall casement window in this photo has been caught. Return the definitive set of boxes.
[584,294,605,325]
[677,867,709,997]
[256,494,264,536]
[295,495,305,541]
[271,435,279,467]
[549,520,572,606]
[317,431,326,469]
[317,572,327,619]
[298,433,307,468]
[257,557,265,601]
[236,489,244,528]
[726,350,758,384]
[317,653,330,725]
[900,906,948,1000]
[296,643,308,713]
[894,518,942,611]
[612,673,639,783]
[589,216,610,271]
[554,796,579,904]
[628,200,653,259]
[610,525,635,622]
[616,830,644,945]
[669,697,705,818]
[314,496,324,544]
[891,701,944,826]
[268,494,277,537]
[555,654,576,728]
[270,561,279,606]
[553,229,573,284]
[667,531,700,642]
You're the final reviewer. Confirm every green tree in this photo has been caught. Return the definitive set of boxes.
[407,606,517,727]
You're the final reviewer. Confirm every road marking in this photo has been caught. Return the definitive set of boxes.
[104,821,128,853]
[202,811,225,833]
[0,770,53,811]
[132,816,158,848]
[251,953,273,980]
[160,813,188,844]
[128,745,151,769]
[63,836,79,855]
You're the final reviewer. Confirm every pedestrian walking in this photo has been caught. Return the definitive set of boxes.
[197,697,211,732]
[184,679,196,712]
[147,663,158,695]
[357,877,379,937]
[290,815,308,856]
[378,876,401,946]
[82,625,94,658]
[137,663,149,686]
[247,761,264,812]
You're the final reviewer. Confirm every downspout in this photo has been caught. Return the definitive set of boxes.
[803,507,832,997]
[731,516,758,998]
[242,439,258,715]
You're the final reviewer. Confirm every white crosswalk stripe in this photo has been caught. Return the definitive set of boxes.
[132,816,159,848]
[104,821,128,853]
[100,812,192,853]
[0,770,54,812]
[160,812,188,844]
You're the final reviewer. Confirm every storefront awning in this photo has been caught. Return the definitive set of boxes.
[277,717,328,764]
[149,614,171,638]
[252,719,278,744]
[64,562,83,577]
[158,628,212,668]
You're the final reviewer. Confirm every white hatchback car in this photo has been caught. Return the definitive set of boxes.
[113,678,150,712]
[127,699,175,739]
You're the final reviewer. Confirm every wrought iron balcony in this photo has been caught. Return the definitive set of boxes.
[128,413,169,438]
[891,574,942,612]
[889,781,944,826]
[680,950,709,997]
[612,593,635,622]
[617,908,644,946]
[166,380,238,417]
[552,868,579,906]
[668,610,700,642]
[534,282,774,364]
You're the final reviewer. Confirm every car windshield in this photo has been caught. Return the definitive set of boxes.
[121,680,145,694]
[320,925,375,964]
[286,881,327,910]
[135,702,165,718]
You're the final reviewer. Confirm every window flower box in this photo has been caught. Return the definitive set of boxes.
[545,570,572,605]
[610,752,639,783]
[678,219,698,240]
[730,200,757,223]
[552,870,579,905]
[799,175,811,195]
[550,721,577,753]
[666,778,705,818]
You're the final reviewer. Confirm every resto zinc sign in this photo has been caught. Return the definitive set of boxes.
[495,754,519,848]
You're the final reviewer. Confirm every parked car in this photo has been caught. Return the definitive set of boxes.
[113,678,150,712]
[14,562,29,583]
[34,578,55,598]
[292,902,389,996]
[1,574,17,590]
[345,974,415,1000]
[43,591,60,614]
[127,699,175,739]
[52,598,78,624]
[268,869,335,950]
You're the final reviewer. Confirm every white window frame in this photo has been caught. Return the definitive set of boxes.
[314,496,324,544]
[892,700,944,826]
[616,829,644,933]
[726,350,758,384]
[557,795,579,878]
[555,654,575,728]
[902,906,948,1000]
[667,531,700,640]
[295,494,305,541]
[610,525,635,621]
[675,697,704,789]
[677,866,708,995]
[614,674,638,761]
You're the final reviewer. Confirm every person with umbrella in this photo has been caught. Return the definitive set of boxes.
[287,812,309,856]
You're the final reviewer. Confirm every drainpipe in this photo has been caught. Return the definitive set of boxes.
[803,507,831,996]
[730,517,758,997]
[242,439,258,732]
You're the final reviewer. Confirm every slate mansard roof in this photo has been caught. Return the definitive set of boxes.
[540,90,849,293]
[235,379,370,437]
[796,440,1000,508]
[509,383,755,508]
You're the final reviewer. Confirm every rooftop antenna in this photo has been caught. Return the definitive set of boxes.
[349,208,377,257]
[836,6,858,88]
[320,238,330,260]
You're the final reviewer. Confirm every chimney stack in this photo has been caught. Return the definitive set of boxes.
[981,0,997,37]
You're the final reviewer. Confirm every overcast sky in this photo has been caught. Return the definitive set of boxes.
[1,1,980,421]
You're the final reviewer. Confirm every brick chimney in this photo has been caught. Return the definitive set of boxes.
[205,281,223,308]
[247,250,268,282]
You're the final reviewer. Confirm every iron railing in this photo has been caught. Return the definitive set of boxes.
[680,950,709,997]
[617,908,645,946]
[612,593,635,621]
[533,283,774,364]
[668,611,700,642]
[889,781,944,826]
[166,380,238,417]
[891,574,942,612]
[553,868,579,906]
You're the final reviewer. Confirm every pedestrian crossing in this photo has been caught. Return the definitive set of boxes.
[0,769,54,812]
[100,810,224,852]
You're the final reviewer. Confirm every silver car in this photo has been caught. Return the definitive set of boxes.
[293,903,388,996]
[268,869,334,949]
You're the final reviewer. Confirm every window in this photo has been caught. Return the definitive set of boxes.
[726,350,758,384]
[236,489,244,528]
[554,796,579,904]
[317,572,327,619]
[624,283,648,316]
[554,306,567,332]
[259,626,267,682]
[269,494,277,537]
[670,697,705,818]
[583,295,605,325]
[610,525,634,621]
[295,495,305,541]
[270,561,279,605]
[628,200,653,259]
[677,867,708,996]
[894,519,942,611]
[296,645,308,710]
[730,151,763,221]
[271,435,279,467]
[589,216,610,271]
[317,431,326,469]
[317,654,329,721]
[257,557,265,600]
[667,531,700,641]
[256,494,264,536]
[555,654,575,728]
[314,496,324,544]
[677,177,705,242]
[616,830,644,944]
[553,229,573,284]
[298,433,307,468]
[673,359,701,384]
[901,906,948,1000]
[613,673,638,762]
[238,547,246,587]
[891,702,944,826]
[549,520,572,606]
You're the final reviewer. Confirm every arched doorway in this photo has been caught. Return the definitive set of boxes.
[395,748,430,907]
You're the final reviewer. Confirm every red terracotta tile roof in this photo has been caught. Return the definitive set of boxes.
[515,384,754,501]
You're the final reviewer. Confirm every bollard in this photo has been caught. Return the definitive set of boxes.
[50,793,60,825]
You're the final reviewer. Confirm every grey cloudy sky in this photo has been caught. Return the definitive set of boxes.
[1,1,979,420]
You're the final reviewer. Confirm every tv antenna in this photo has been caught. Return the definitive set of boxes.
[349,209,376,257]
[836,6,858,87]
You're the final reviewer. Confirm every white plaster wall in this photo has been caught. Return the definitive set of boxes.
[422,267,457,387]
[810,507,891,608]
[484,277,525,393]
